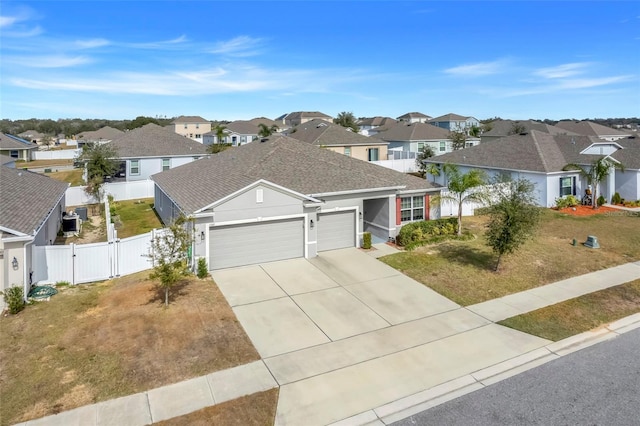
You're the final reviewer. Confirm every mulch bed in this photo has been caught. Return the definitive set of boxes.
[552,205,619,216]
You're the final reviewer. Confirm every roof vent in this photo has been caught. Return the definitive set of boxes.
[260,138,268,143]
[519,132,528,136]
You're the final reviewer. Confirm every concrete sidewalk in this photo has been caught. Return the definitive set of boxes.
[18,260,640,426]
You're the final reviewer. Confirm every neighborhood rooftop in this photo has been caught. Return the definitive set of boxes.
[0,133,38,150]
[288,119,387,146]
[152,134,438,215]
[109,123,208,158]
[374,122,451,141]
[0,166,68,236]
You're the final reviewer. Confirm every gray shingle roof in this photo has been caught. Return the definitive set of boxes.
[288,119,387,146]
[109,123,208,158]
[171,115,210,124]
[152,134,438,214]
[358,116,397,127]
[397,112,431,120]
[425,130,635,173]
[430,113,469,122]
[0,134,38,150]
[78,126,124,141]
[375,122,451,141]
[0,166,68,236]
[226,120,260,135]
[554,121,632,138]
[482,119,580,138]
[249,117,280,128]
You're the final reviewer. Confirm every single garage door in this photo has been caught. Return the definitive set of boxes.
[210,218,304,269]
[317,211,356,252]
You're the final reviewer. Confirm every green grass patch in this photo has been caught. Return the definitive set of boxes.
[380,210,640,305]
[48,169,84,186]
[111,198,163,238]
[498,280,640,341]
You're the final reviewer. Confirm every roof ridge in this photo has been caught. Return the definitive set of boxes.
[530,131,553,172]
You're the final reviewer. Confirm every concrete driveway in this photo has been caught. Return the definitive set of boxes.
[212,247,551,425]
[211,248,460,358]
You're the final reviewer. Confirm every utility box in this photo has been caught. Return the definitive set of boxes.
[584,235,600,249]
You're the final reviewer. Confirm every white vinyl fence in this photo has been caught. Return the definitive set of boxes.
[32,230,165,285]
[32,149,81,160]
[66,180,155,206]
[372,158,418,173]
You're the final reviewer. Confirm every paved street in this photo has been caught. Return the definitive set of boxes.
[393,328,640,426]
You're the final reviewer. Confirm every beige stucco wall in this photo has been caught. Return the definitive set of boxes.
[173,123,212,140]
[0,239,27,294]
[326,145,388,162]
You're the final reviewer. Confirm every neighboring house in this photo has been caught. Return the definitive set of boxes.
[276,111,333,128]
[429,113,480,134]
[480,119,579,143]
[424,130,640,211]
[169,116,212,143]
[77,126,124,143]
[249,117,281,129]
[397,112,432,124]
[0,166,68,303]
[107,123,209,182]
[287,119,389,161]
[204,120,260,146]
[374,122,477,156]
[18,130,45,144]
[152,134,440,270]
[0,133,37,162]
[554,120,632,141]
[1,154,16,168]
[357,116,397,136]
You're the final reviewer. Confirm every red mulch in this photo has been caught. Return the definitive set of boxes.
[552,205,619,216]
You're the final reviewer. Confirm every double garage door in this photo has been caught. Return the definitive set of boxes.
[209,211,356,270]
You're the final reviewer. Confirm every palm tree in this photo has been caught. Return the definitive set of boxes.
[425,163,441,183]
[258,123,279,138]
[334,112,359,133]
[430,164,488,236]
[214,124,227,144]
[563,157,623,209]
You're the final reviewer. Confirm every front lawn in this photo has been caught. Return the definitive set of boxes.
[498,280,640,341]
[381,210,640,305]
[0,272,260,426]
[47,169,84,186]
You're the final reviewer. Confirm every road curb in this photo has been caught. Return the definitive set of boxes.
[333,313,640,426]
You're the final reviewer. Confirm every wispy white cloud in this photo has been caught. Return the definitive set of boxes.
[0,16,18,27]
[209,36,264,57]
[533,62,591,79]
[444,59,508,77]
[75,38,110,49]
[484,74,634,98]
[125,35,188,49]
[6,55,92,68]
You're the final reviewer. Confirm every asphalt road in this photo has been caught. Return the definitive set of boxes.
[393,328,640,426]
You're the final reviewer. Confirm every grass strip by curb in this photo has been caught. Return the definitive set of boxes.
[498,279,640,341]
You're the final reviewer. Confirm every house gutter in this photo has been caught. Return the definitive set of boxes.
[310,186,405,198]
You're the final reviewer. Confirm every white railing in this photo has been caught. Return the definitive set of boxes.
[31,229,166,285]
[66,180,155,206]
[388,151,417,160]
[371,158,418,173]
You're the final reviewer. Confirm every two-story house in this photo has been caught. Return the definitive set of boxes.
[429,113,480,134]
[396,112,432,124]
[169,116,212,143]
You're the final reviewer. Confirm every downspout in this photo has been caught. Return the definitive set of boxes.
[23,238,34,302]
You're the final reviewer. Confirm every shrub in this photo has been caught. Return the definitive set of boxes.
[611,192,622,205]
[2,286,25,314]
[597,195,606,206]
[555,195,579,209]
[396,218,459,250]
[196,257,209,279]
[362,232,372,249]
[56,281,71,287]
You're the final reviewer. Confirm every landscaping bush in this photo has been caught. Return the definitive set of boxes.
[555,195,579,209]
[597,195,606,207]
[611,192,622,205]
[396,218,459,250]
[1,286,25,314]
[196,257,209,279]
[362,232,372,249]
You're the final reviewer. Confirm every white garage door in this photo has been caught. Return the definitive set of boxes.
[210,218,304,269]
[317,211,356,252]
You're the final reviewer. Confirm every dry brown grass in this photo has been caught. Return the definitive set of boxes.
[157,389,279,426]
[47,169,84,186]
[19,159,74,168]
[499,280,640,341]
[0,272,259,425]
[381,210,640,305]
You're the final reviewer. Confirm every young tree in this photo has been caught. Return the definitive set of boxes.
[448,130,467,151]
[77,143,119,202]
[426,163,441,183]
[258,123,279,137]
[213,124,227,144]
[563,157,623,209]
[415,145,436,177]
[431,165,488,236]
[485,178,541,272]
[334,112,359,133]
[509,122,527,135]
[149,215,194,306]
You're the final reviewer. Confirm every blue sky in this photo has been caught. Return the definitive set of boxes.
[1,1,639,121]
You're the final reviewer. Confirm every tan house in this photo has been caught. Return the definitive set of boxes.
[169,116,212,143]
[287,119,388,161]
